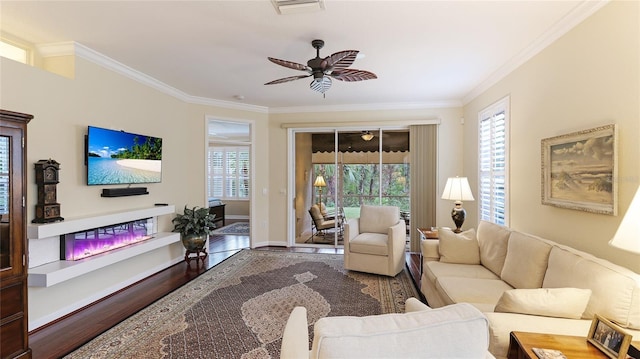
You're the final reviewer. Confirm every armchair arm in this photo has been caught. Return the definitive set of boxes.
[387,219,407,273]
[344,218,360,242]
[280,307,309,359]
[405,297,431,313]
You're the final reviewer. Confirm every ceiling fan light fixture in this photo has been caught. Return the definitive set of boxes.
[361,131,374,141]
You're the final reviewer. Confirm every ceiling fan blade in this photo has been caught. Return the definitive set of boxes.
[310,76,332,93]
[265,74,311,85]
[320,50,358,71]
[267,57,311,72]
[330,69,378,82]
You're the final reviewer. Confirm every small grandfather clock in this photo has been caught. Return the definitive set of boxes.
[33,159,64,223]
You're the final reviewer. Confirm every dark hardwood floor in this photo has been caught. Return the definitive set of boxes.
[28,232,422,359]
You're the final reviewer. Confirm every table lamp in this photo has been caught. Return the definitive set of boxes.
[441,177,475,233]
[314,175,327,205]
[609,186,640,254]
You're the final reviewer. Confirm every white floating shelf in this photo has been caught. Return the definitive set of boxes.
[28,205,175,239]
[28,232,181,287]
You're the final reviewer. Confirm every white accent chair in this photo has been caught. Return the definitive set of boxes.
[280,298,496,359]
[344,204,406,276]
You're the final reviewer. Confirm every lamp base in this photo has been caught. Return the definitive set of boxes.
[451,203,466,233]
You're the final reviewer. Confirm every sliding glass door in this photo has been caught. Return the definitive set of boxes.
[293,128,409,247]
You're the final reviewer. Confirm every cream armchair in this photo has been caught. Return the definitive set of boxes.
[280,298,495,359]
[344,204,406,277]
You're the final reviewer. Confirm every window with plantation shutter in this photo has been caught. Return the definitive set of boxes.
[478,96,509,226]
[208,146,250,200]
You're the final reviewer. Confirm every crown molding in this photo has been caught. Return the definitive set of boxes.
[38,41,269,113]
[34,41,457,114]
[36,41,75,57]
[187,95,269,113]
[268,100,462,114]
[462,0,609,105]
[35,0,608,116]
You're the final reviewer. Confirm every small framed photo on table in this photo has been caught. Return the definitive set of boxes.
[587,314,632,359]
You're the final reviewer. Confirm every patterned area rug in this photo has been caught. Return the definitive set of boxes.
[64,249,419,359]
[212,222,250,235]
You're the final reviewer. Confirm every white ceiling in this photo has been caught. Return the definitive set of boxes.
[0,1,607,112]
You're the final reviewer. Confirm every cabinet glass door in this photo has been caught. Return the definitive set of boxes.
[0,134,10,269]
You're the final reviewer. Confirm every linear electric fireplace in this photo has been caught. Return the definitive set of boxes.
[61,218,154,260]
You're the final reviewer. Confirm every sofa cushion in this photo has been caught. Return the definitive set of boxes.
[359,204,399,234]
[494,288,591,319]
[349,233,389,256]
[311,303,490,359]
[477,221,511,276]
[500,231,552,289]
[436,276,513,308]
[424,261,499,286]
[543,245,640,329]
[439,228,480,264]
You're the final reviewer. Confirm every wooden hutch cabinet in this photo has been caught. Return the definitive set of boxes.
[0,110,32,358]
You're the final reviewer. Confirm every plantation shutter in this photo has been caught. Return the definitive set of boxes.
[207,146,250,200]
[478,97,509,226]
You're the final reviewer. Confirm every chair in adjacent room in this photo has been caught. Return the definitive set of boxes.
[308,204,342,242]
[343,204,406,276]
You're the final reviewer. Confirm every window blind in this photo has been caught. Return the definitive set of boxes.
[478,97,509,226]
[208,146,250,200]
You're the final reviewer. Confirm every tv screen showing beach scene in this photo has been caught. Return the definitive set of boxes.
[86,126,162,185]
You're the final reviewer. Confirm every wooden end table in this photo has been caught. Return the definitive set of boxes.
[508,331,609,359]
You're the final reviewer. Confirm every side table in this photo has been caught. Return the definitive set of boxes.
[508,331,609,359]
[417,227,439,275]
[417,227,439,240]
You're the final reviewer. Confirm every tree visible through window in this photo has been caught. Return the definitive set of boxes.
[208,146,249,200]
[314,162,410,213]
[478,96,509,225]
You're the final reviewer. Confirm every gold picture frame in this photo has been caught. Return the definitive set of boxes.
[587,314,632,359]
[541,124,617,215]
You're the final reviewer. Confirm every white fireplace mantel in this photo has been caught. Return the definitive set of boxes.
[27,205,179,287]
[27,205,176,239]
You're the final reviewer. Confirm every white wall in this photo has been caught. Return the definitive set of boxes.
[462,0,639,273]
[0,54,269,329]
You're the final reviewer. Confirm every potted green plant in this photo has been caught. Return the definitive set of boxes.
[172,205,217,255]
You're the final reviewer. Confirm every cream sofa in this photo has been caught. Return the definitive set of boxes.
[280,298,495,359]
[420,221,640,359]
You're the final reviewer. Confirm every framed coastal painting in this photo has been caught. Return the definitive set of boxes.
[587,314,632,359]
[541,124,617,215]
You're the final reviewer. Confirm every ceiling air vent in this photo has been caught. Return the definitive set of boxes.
[271,0,325,15]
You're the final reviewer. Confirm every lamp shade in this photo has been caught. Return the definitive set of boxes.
[441,177,475,202]
[313,175,326,187]
[609,186,640,254]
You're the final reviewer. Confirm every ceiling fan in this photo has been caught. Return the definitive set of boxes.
[265,39,377,95]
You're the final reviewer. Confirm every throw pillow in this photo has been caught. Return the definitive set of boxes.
[477,221,511,276]
[500,231,552,289]
[494,288,592,319]
[439,228,480,264]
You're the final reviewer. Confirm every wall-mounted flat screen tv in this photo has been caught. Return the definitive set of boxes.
[86,126,162,185]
